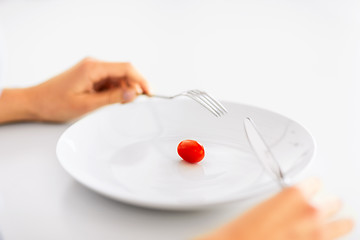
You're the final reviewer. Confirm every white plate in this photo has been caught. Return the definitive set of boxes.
[56,98,315,210]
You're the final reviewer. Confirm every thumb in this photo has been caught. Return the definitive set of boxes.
[85,88,137,110]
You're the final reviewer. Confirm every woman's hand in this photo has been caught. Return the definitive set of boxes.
[198,179,354,240]
[0,58,150,123]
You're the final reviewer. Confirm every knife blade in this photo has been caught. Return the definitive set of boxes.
[243,117,288,188]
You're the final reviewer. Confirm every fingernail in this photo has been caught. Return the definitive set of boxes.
[122,90,136,102]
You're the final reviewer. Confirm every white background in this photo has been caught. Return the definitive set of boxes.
[0,0,359,239]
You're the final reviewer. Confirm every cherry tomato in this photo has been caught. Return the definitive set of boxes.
[177,140,205,163]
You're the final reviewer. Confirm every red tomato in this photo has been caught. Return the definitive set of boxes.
[177,140,205,163]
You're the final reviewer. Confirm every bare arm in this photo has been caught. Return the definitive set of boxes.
[0,88,37,123]
[0,58,150,124]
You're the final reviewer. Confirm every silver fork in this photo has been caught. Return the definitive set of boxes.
[150,89,228,117]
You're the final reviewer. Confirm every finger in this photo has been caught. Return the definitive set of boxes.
[98,62,151,95]
[250,186,315,229]
[261,179,322,226]
[93,78,117,92]
[124,78,144,95]
[85,87,137,110]
[271,178,322,212]
[295,177,322,200]
[323,219,354,239]
[317,197,342,220]
[120,86,138,103]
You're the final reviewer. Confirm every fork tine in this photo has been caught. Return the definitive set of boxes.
[150,89,227,117]
[188,91,224,116]
[198,92,227,115]
[189,90,227,116]
[192,90,228,114]
[202,92,228,113]
[186,91,223,117]
[186,94,221,117]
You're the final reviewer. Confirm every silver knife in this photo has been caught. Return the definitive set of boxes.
[243,117,289,188]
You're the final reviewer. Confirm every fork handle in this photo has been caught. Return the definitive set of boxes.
[147,94,172,99]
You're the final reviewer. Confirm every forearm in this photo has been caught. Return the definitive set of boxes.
[0,88,38,124]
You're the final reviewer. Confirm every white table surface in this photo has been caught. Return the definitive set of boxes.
[0,0,359,239]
